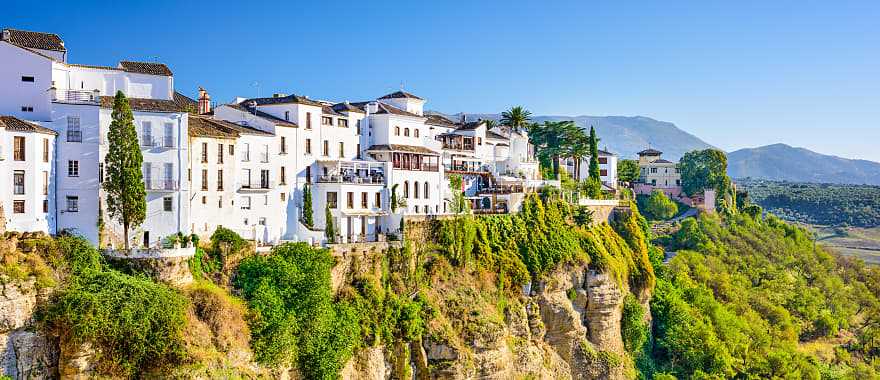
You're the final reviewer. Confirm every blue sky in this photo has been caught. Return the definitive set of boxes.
[4,1,879,160]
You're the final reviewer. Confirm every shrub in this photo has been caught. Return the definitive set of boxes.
[209,227,247,265]
[621,294,648,354]
[641,190,678,220]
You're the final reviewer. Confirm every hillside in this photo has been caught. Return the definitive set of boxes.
[446,113,713,161]
[729,143,880,185]
[738,178,880,227]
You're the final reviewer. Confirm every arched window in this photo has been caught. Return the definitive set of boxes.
[395,126,400,136]
[414,181,420,199]
[414,129,420,138]
[404,128,410,137]
[403,181,409,198]
[424,182,429,198]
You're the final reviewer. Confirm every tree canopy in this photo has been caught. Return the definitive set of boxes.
[679,148,731,198]
[499,106,532,132]
[618,159,640,182]
[103,91,146,249]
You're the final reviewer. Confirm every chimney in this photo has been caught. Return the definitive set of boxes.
[197,87,211,115]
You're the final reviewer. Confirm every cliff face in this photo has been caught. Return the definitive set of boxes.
[340,261,638,380]
[0,277,58,380]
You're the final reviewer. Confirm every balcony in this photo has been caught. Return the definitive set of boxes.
[145,179,179,192]
[141,137,176,149]
[239,181,276,192]
[445,162,492,174]
[315,160,387,186]
[51,88,101,104]
[317,174,385,185]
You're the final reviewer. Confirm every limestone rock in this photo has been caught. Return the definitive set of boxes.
[0,279,38,332]
[1,331,58,380]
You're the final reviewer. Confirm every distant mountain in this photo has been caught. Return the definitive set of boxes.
[728,144,880,185]
[442,113,713,161]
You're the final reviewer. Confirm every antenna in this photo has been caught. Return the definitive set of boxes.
[252,81,260,99]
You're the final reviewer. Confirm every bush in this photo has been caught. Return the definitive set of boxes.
[640,190,679,220]
[621,294,648,354]
[209,227,247,266]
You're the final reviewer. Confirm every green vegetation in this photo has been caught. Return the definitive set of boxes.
[618,159,640,183]
[680,149,732,201]
[103,91,147,250]
[528,120,584,179]
[235,242,360,379]
[638,190,679,220]
[641,212,880,379]
[499,105,532,133]
[303,184,314,228]
[739,178,880,227]
[41,236,188,377]
[325,204,336,243]
[588,125,601,181]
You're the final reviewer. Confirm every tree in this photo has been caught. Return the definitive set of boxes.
[588,125,601,182]
[642,190,678,220]
[679,149,731,198]
[528,120,583,179]
[324,204,336,243]
[447,174,470,214]
[104,91,146,250]
[618,159,640,182]
[500,106,532,133]
[302,184,314,228]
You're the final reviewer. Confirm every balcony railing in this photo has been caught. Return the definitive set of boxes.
[316,174,385,185]
[144,179,179,191]
[445,163,492,173]
[141,137,176,149]
[239,181,276,191]
[51,89,100,104]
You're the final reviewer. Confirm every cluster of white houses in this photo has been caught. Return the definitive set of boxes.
[2,28,632,247]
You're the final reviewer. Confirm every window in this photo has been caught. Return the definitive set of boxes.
[414,129,419,138]
[14,171,25,194]
[242,169,251,188]
[477,137,482,145]
[219,196,223,208]
[306,112,312,129]
[375,192,381,208]
[414,181,420,199]
[280,192,286,202]
[327,192,338,209]
[600,169,608,176]
[217,170,224,190]
[202,196,207,204]
[242,143,250,161]
[321,116,333,126]
[424,182,429,199]
[261,145,269,162]
[260,170,270,188]
[21,106,33,112]
[42,138,49,162]
[99,163,104,183]
[67,116,81,142]
[218,144,224,163]
[68,160,79,177]
[338,142,344,158]
[356,143,361,159]
[163,123,174,148]
[404,128,410,137]
[280,167,286,184]
[66,196,79,212]
[305,139,312,154]
[259,217,267,226]
[241,196,252,210]
[347,192,354,208]
[42,171,48,195]
[43,200,48,213]
[650,167,658,174]
[201,169,208,190]
[395,126,400,136]
[14,136,25,161]
[404,181,410,198]
[142,121,152,146]
[201,142,208,163]
[323,140,329,156]
[13,200,24,214]
[163,196,173,212]
[229,145,234,155]
[21,76,35,82]
[356,121,361,135]
[598,157,608,164]
[280,136,287,154]
[305,166,311,184]
[339,119,348,128]
[424,205,429,214]
[284,111,290,121]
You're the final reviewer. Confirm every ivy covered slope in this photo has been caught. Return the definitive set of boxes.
[643,212,880,379]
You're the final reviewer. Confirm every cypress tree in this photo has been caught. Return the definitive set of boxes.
[104,91,146,250]
[324,204,336,243]
[588,125,601,182]
[302,184,314,228]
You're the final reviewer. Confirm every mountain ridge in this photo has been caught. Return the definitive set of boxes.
[728,143,880,185]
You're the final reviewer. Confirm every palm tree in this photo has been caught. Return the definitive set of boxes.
[483,119,498,130]
[529,120,583,178]
[500,106,532,133]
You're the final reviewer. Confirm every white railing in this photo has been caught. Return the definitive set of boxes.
[52,89,101,104]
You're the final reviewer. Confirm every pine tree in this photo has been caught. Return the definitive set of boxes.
[588,125,601,182]
[302,184,314,228]
[104,91,147,250]
[324,204,336,243]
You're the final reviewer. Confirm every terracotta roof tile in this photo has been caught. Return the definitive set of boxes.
[425,114,457,127]
[99,96,185,113]
[638,148,662,156]
[1,29,65,52]
[188,116,240,139]
[332,102,364,114]
[378,90,423,100]
[118,61,173,76]
[242,94,323,107]
[0,116,58,135]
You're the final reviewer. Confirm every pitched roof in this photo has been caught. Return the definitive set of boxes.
[332,102,364,114]
[172,91,197,111]
[322,105,343,116]
[652,159,675,164]
[242,94,323,107]
[210,118,275,136]
[373,102,422,118]
[99,96,185,113]
[378,91,424,101]
[0,116,58,135]
[366,144,439,155]
[223,103,298,127]
[118,61,173,76]
[486,131,508,140]
[1,29,65,52]
[425,114,457,127]
[597,149,616,156]
[188,116,240,139]
[638,148,662,156]
[456,121,484,131]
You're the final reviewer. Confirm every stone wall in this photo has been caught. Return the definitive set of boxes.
[0,277,58,380]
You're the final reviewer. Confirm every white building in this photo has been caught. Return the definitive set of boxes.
[0,116,57,233]
[562,148,619,190]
